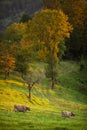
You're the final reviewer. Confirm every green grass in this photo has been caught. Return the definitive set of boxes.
[0,109,87,130]
[0,61,87,130]
[58,61,87,92]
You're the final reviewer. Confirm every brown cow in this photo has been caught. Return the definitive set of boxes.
[14,104,30,112]
[62,111,75,118]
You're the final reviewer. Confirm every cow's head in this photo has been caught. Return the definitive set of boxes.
[71,112,75,116]
[26,107,30,111]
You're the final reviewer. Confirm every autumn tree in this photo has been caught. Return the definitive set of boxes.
[0,55,15,79]
[43,0,87,59]
[0,42,15,79]
[26,9,73,89]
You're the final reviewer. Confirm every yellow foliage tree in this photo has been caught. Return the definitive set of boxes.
[26,9,73,89]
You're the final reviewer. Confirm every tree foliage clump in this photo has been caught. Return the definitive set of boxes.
[14,39,34,77]
[0,42,15,79]
[3,23,27,43]
[27,9,73,62]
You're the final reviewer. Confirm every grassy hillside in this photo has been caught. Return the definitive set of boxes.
[0,61,87,130]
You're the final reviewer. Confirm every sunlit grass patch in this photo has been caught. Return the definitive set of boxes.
[0,79,23,86]
[30,95,50,106]
[0,86,30,111]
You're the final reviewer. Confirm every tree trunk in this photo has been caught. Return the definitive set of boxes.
[7,72,9,77]
[28,88,31,100]
[51,75,55,89]
[51,59,55,89]
[4,72,7,80]
[28,84,32,100]
[21,72,24,79]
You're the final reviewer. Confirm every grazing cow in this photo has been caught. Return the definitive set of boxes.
[62,111,75,118]
[14,104,30,112]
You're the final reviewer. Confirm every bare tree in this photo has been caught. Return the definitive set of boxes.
[23,70,40,100]
[27,77,39,99]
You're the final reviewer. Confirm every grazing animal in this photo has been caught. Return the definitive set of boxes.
[62,111,75,118]
[14,104,30,112]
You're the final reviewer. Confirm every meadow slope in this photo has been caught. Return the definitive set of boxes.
[0,61,87,130]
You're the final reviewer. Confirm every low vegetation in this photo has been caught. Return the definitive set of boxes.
[0,61,87,130]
